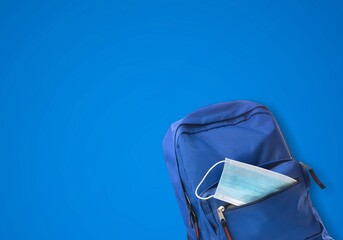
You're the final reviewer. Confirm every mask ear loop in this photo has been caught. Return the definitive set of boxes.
[195,160,227,200]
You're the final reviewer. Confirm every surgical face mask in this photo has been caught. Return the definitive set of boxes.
[195,158,297,206]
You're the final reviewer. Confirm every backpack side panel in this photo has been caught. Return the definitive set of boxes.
[162,126,197,238]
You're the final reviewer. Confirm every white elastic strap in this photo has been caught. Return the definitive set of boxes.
[195,160,227,200]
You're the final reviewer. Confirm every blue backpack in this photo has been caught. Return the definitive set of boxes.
[162,101,332,240]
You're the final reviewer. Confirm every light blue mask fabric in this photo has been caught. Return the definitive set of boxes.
[195,158,297,206]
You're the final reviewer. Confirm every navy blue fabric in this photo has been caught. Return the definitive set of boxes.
[162,101,332,240]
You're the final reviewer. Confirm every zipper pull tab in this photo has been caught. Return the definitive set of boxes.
[184,192,200,240]
[217,206,226,223]
[300,162,326,189]
[217,206,233,240]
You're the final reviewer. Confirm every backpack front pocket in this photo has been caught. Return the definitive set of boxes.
[217,180,322,240]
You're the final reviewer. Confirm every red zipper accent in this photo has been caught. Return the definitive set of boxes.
[218,206,233,240]
[221,220,233,240]
[194,219,200,240]
[185,192,200,240]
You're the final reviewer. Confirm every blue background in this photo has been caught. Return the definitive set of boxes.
[0,0,342,239]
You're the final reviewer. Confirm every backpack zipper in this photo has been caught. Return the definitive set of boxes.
[217,206,233,240]
[184,192,200,240]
